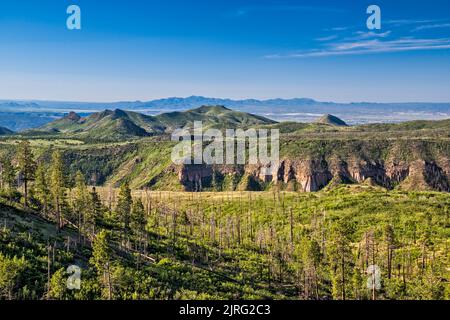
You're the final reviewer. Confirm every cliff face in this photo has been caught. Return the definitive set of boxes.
[52,132,449,193]
[178,165,214,191]
[176,156,450,192]
[273,159,333,192]
[269,158,449,192]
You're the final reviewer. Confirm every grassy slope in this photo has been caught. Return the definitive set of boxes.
[0,196,281,299]
[358,119,450,131]
[2,186,448,299]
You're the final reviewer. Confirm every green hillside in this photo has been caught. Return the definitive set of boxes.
[315,114,348,126]
[0,126,13,135]
[155,105,276,131]
[32,106,276,141]
[358,118,450,132]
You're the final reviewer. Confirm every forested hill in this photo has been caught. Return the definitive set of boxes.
[30,105,276,140]
[0,126,13,135]
[315,114,348,126]
[1,178,449,300]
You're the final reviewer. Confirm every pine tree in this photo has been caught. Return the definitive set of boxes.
[49,151,66,230]
[17,140,36,207]
[384,224,396,280]
[73,171,89,240]
[90,230,113,299]
[351,267,366,300]
[328,218,354,300]
[131,198,146,239]
[116,182,132,245]
[48,268,68,300]
[0,156,16,192]
[299,237,321,299]
[0,254,27,300]
[34,162,50,216]
[86,187,103,235]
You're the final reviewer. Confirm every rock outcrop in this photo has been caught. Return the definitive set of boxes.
[177,157,450,192]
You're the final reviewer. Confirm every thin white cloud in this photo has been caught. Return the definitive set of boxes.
[325,20,431,33]
[315,35,339,42]
[413,23,450,32]
[326,19,445,32]
[265,37,450,58]
[328,26,349,31]
[350,31,392,40]
[318,29,391,43]
[384,19,441,26]
[264,15,450,59]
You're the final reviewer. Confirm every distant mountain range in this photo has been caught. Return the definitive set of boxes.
[0,96,449,131]
[2,96,450,111]
[2,96,323,111]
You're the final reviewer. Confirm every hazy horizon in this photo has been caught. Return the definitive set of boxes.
[2,95,450,105]
[1,95,449,131]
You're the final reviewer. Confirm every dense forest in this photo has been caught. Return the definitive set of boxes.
[0,140,449,300]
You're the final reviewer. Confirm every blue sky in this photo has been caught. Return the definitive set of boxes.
[1,0,450,102]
